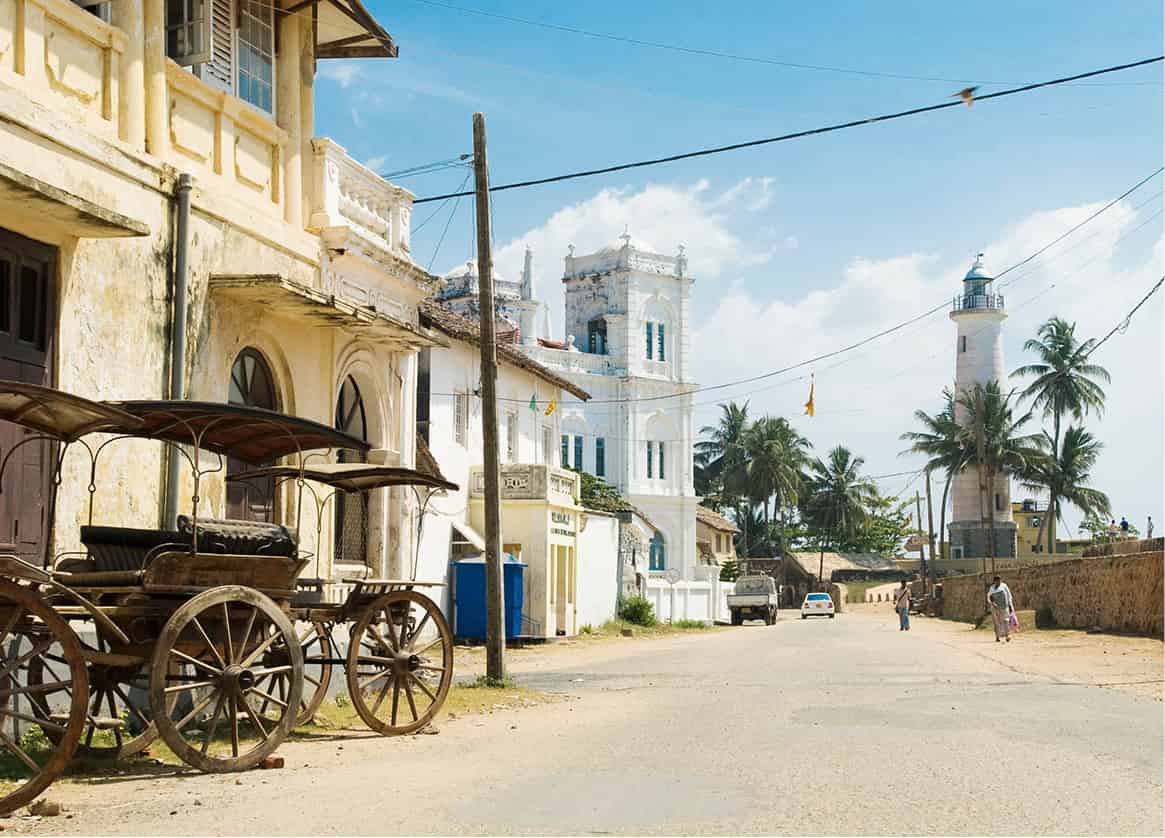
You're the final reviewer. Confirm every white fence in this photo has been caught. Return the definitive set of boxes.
[645,567,734,624]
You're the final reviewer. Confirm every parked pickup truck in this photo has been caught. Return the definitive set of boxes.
[728,575,779,625]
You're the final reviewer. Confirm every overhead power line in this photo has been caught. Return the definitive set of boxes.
[413,56,1164,204]
[459,167,1160,408]
[406,0,1162,88]
[1086,275,1165,357]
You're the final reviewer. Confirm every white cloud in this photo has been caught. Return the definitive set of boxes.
[492,178,780,336]
[319,63,360,88]
[689,198,1162,536]
[364,155,387,173]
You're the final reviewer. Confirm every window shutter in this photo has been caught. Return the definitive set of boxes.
[658,323,665,362]
[645,322,653,360]
[646,441,653,479]
[658,441,665,479]
[595,438,605,477]
[573,436,583,470]
[202,0,235,92]
[561,435,569,467]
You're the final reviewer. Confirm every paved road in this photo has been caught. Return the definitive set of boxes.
[17,611,1164,835]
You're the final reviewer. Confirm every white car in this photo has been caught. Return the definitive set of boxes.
[801,592,835,619]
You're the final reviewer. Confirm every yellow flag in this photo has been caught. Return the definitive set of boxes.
[544,398,556,417]
[804,374,815,417]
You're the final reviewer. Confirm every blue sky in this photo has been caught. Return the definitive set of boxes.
[316,1,1163,535]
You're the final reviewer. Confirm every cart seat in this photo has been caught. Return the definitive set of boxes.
[80,526,190,572]
[176,516,297,558]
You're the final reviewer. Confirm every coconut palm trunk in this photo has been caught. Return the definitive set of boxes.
[939,471,953,560]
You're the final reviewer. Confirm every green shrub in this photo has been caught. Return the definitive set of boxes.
[1035,606,1056,629]
[579,623,594,635]
[719,559,739,582]
[618,595,657,627]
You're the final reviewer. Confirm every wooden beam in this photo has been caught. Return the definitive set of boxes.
[316,44,397,59]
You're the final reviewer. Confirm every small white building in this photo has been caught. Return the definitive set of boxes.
[415,302,619,637]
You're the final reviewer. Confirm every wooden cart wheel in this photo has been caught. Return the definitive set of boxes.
[345,591,453,736]
[149,586,302,773]
[27,637,175,761]
[0,580,88,815]
[251,620,332,728]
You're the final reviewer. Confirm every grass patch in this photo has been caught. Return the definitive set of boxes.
[592,618,717,637]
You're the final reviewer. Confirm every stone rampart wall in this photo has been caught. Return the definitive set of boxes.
[939,552,1163,637]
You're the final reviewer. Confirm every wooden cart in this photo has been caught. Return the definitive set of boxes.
[0,383,457,813]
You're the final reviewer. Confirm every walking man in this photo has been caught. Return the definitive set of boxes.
[1148,516,1154,540]
[894,580,911,631]
[986,575,1014,643]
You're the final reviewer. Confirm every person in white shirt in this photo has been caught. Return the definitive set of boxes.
[986,575,1014,643]
[894,581,911,631]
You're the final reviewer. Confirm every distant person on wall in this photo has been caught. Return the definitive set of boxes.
[1148,516,1154,540]
[1120,517,1130,539]
[1107,520,1120,542]
[986,575,1015,643]
[894,580,911,631]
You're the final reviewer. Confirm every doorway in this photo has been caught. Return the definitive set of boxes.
[0,229,56,565]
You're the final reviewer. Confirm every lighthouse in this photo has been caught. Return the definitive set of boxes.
[947,254,1017,559]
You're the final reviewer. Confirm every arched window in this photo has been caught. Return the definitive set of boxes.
[334,375,369,565]
[226,349,278,522]
[649,533,666,571]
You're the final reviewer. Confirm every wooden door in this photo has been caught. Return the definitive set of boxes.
[0,230,57,565]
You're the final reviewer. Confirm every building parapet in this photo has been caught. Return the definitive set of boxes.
[0,0,128,143]
[469,464,580,505]
[310,138,414,260]
[524,344,626,377]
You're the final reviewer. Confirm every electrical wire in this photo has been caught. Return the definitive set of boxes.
[449,165,1162,408]
[413,57,1165,204]
[405,0,1162,88]
[1085,275,1165,357]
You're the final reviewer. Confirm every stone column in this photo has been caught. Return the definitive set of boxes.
[142,0,168,157]
[112,0,146,150]
[276,12,303,226]
[298,10,315,228]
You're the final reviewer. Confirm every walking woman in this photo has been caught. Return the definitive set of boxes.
[986,575,1015,643]
[894,580,911,631]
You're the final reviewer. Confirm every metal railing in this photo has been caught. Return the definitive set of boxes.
[952,293,1005,312]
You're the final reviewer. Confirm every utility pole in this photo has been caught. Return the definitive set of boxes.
[924,470,937,592]
[915,490,926,589]
[472,113,505,684]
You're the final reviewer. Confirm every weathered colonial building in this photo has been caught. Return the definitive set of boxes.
[0,0,442,589]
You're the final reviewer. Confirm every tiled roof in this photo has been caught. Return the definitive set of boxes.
[420,301,590,401]
[696,505,739,533]
[415,434,451,485]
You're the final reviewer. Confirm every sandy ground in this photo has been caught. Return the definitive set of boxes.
[4,612,1162,836]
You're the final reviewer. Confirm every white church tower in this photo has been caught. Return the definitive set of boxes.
[523,231,701,580]
[947,253,1016,559]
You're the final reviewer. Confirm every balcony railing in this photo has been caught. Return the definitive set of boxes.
[0,0,127,142]
[524,345,626,377]
[310,138,414,259]
[469,464,580,505]
[952,293,1005,312]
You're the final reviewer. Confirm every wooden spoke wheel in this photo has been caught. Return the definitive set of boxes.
[27,636,175,762]
[251,620,332,728]
[345,591,452,736]
[149,586,302,773]
[0,580,88,815]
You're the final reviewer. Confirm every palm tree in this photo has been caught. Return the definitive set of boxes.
[956,381,1047,571]
[1012,317,1110,549]
[900,387,967,559]
[743,416,813,553]
[695,401,750,509]
[802,446,877,583]
[1023,425,1111,550]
